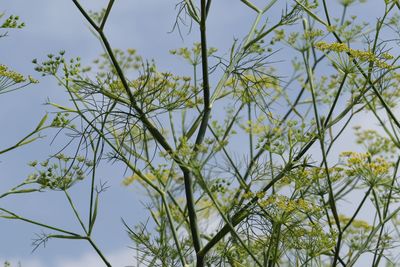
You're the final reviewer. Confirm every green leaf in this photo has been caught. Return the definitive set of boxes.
[35,113,48,131]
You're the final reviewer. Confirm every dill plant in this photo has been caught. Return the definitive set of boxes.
[3,1,400,266]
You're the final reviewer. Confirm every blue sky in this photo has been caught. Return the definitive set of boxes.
[0,1,388,266]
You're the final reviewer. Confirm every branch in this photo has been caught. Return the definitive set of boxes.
[100,0,115,30]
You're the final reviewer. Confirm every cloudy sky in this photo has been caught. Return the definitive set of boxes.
[0,1,386,266]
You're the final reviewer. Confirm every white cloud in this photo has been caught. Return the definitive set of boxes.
[1,248,135,267]
[0,258,44,267]
[56,248,135,267]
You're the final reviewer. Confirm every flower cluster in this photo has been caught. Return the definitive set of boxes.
[51,112,72,128]
[33,51,83,78]
[338,214,372,231]
[0,64,25,83]
[259,194,317,214]
[339,0,367,7]
[274,28,324,51]
[337,214,378,250]
[287,223,337,257]
[0,64,37,93]
[169,43,218,66]
[315,41,393,70]
[94,48,140,78]
[122,168,181,187]
[92,49,201,112]
[225,72,280,103]
[0,15,25,29]
[340,151,392,186]
[26,154,91,190]
[241,192,321,222]
[354,127,396,156]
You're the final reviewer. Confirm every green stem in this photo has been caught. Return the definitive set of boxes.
[86,236,112,267]
[64,190,88,234]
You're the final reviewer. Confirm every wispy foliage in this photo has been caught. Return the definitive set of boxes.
[3,1,400,266]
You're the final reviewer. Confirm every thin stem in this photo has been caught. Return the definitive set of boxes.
[303,49,341,265]
[240,0,261,13]
[0,124,49,155]
[72,0,100,31]
[86,237,112,267]
[323,73,348,128]
[100,0,115,30]
[161,193,187,266]
[195,0,211,148]
[0,208,81,237]
[248,103,254,161]
[343,186,373,233]
[64,190,88,234]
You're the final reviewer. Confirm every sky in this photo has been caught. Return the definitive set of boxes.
[0,1,389,267]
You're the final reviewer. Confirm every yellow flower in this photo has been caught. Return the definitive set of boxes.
[122,174,139,186]
[314,42,393,70]
[0,64,26,83]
